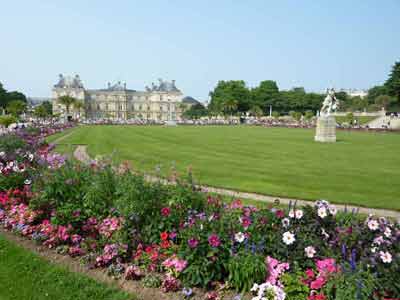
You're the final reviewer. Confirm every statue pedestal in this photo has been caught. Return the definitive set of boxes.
[315,115,336,142]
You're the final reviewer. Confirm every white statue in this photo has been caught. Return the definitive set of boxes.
[320,88,339,116]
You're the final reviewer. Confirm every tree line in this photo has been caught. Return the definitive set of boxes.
[195,61,400,118]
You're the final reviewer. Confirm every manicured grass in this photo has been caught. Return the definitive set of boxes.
[0,234,133,300]
[50,125,400,210]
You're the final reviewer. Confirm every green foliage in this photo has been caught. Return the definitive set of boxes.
[209,80,250,114]
[57,95,77,114]
[34,101,53,119]
[344,112,354,124]
[0,82,27,109]
[31,161,93,225]
[182,103,208,119]
[6,100,27,117]
[271,111,280,118]
[374,95,396,109]
[142,274,162,288]
[289,111,302,121]
[324,265,377,300]
[304,110,314,120]
[281,272,310,300]
[0,115,17,127]
[225,252,267,292]
[0,134,26,153]
[385,61,400,103]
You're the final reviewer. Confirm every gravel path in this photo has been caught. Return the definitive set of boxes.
[73,145,400,219]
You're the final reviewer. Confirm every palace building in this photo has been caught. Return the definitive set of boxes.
[52,74,184,121]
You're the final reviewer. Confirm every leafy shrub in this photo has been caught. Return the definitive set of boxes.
[0,115,17,128]
[0,134,26,154]
[281,272,309,300]
[226,252,267,292]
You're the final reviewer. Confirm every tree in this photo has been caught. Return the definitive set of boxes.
[249,105,263,118]
[251,80,279,113]
[57,95,76,115]
[209,81,250,114]
[6,100,27,117]
[34,102,53,119]
[385,61,400,103]
[223,98,238,116]
[0,82,27,109]
[374,95,396,109]
[367,85,388,104]
[182,103,207,119]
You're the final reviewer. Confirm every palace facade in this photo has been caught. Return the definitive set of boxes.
[52,74,184,121]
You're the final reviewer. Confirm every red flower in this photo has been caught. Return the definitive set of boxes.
[145,246,153,253]
[275,209,285,218]
[308,293,326,300]
[160,231,169,241]
[161,240,170,249]
[161,207,171,217]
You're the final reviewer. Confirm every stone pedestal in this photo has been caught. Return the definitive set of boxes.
[315,115,336,142]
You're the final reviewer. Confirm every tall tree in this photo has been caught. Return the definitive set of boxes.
[385,61,400,103]
[209,80,250,114]
[57,95,77,115]
[6,100,27,117]
[251,80,279,113]
[223,98,238,116]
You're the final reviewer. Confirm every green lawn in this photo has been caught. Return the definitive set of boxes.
[0,234,133,300]
[51,125,400,210]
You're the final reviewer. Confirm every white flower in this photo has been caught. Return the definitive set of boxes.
[379,251,392,264]
[304,246,316,258]
[251,283,259,292]
[295,209,303,219]
[288,210,295,218]
[321,228,329,239]
[28,153,34,161]
[328,205,337,216]
[317,207,327,218]
[373,236,384,245]
[368,220,379,231]
[0,151,5,157]
[371,247,377,253]
[234,232,245,243]
[282,218,290,228]
[384,227,392,238]
[282,231,296,245]
[24,179,32,185]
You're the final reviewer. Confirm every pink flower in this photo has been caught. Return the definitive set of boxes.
[316,258,336,275]
[161,207,171,217]
[310,276,326,290]
[188,237,199,248]
[240,216,252,228]
[208,233,221,247]
[57,226,69,241]
[266,256,289,287]
[71,234,82,244]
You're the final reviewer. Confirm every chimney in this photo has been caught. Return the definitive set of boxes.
[107,82,111,89]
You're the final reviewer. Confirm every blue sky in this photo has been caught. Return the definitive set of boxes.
[0,0,398,100]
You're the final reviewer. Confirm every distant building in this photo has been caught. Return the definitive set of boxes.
[27,97,51,106]
[182,96,202,108]
[52,74,184,121]
[339,89,368,98]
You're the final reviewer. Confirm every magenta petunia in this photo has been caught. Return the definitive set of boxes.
[208,233,221,247]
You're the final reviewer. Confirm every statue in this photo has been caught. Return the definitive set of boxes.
[320,88,339,116]
[314,88,339,142]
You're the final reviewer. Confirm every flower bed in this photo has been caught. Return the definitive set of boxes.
[0,126,399,300]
